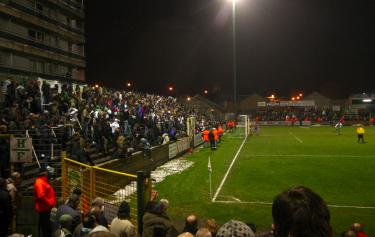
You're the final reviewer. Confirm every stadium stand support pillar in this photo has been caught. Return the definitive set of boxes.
[137,170,150,235]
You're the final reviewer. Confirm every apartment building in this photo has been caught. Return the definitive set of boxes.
[0,0,85,82]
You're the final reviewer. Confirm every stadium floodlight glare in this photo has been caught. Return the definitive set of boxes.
[230,0,238,112]
[168,86,174,92]
[187,96,191,101]
[126,82,132,87]
[299,93,303,97]
[363,99,372,103]
[204,90,208,94]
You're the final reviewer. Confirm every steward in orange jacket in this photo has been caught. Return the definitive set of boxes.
[217,126,223,142]
[202,129,209,141]
[202,129,210,148]
[34,168,55,237]
[213,128,219,141]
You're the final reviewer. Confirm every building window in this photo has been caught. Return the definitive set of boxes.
[36,2,43,12]
[28,29,45,42]
[28,29,36,39]
[50,63,58,75]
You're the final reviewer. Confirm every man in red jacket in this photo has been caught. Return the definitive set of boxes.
[34,167,55,237]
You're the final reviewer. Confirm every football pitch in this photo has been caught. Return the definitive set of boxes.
[155,126,375,235]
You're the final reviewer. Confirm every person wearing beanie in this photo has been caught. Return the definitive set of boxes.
[110,201,136,237]
[55,214,73,237]
[216,220,255,237]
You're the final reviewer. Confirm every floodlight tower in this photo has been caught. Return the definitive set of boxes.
[231,0,238,113]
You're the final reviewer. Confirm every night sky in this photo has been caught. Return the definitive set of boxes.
[85,0,375,99]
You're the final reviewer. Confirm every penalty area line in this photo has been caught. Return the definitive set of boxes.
[212,135,248,202]
[289,132,303,143]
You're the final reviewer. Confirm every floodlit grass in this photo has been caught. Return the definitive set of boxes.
[155,126,375,236]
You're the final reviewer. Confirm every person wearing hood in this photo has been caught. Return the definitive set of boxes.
[142,199,178,237]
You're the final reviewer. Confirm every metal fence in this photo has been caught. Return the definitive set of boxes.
[3,126,70,196]
[61,154,151,233]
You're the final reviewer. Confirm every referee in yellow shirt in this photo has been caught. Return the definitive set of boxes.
[357,126,365,143]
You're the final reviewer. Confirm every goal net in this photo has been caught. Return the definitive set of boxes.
[235,114,249,138]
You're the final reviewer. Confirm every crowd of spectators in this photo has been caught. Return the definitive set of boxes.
[0,78,208,174]
[251,107,374,124]
[0,78,373,237]
[2,183,370,237]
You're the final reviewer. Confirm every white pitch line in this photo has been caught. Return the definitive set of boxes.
[289,132,303,143]
[243,154,375,158]
[212,135,248,202]
[214,200,375,210]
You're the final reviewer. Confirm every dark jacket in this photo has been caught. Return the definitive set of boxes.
[55,204,81,232]
[0,187,13,237]
[142,212,178,237]
[209,131,215,142]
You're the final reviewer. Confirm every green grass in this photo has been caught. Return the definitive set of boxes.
[155,126,375,236]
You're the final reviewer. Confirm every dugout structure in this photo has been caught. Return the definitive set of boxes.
[61,152,152,234]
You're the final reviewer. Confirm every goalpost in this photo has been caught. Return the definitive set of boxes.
[236,114,249,138]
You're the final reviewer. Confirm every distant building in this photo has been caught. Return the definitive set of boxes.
[238,93,265,113]
[304,92,331,108]
[349,93,375,111]
[0,0,85,82]
[186,95,225,120]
